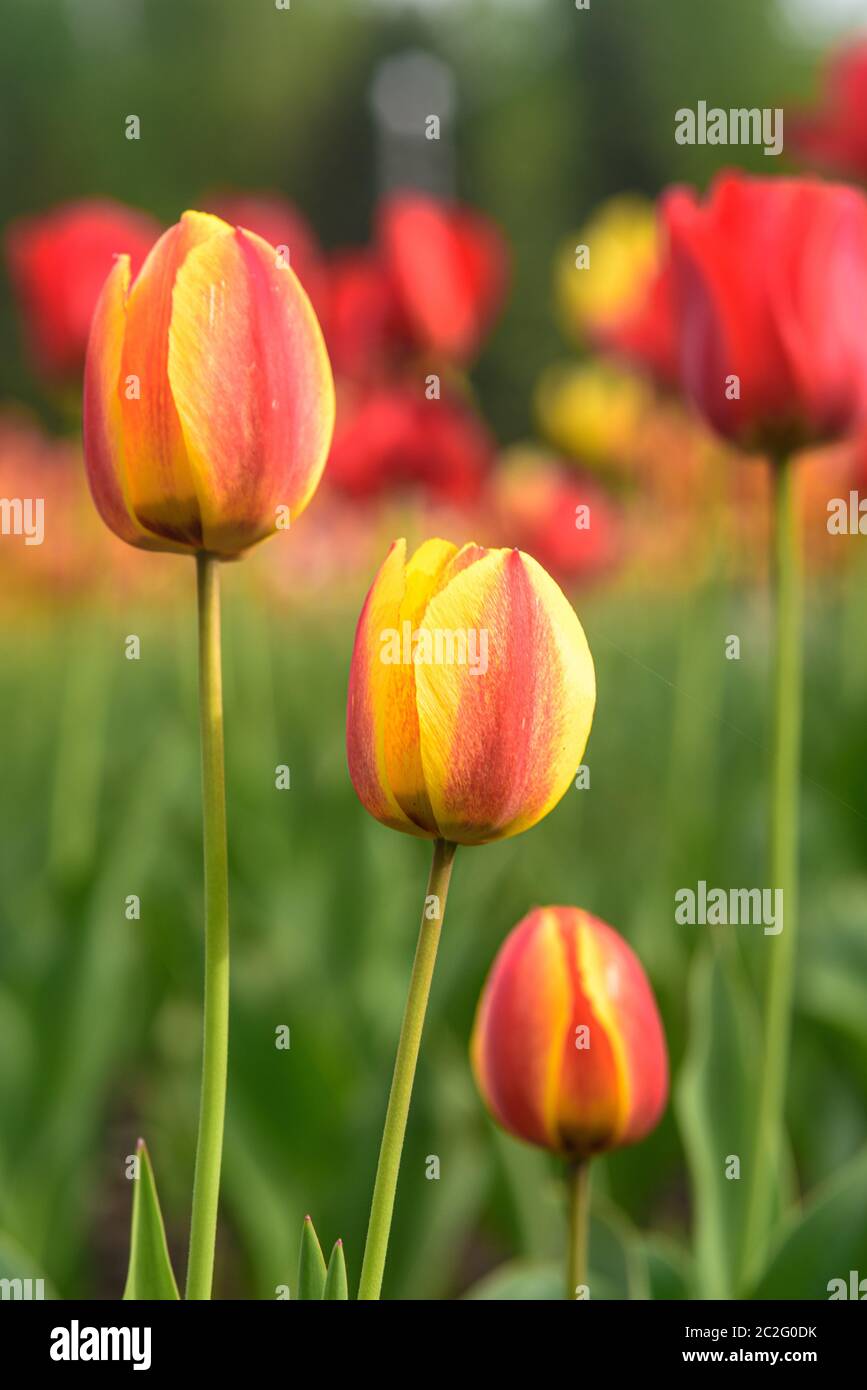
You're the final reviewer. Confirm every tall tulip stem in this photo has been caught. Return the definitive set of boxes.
[186,554,231,1301]
[742,455,802,1289]
[358,837,457,1300]
[567,1160,591,1300]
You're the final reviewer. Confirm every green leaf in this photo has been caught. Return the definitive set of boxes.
[801,880,867,1050]
[675,946,784,1299]
[590,1196,650,1301]
[297,1215,327,1300]
[323,1240,349,1300]
[463,1257,624,1301]
[492,1130,563,1261]
[750,1145,867,1299]
[463,1259,564,1300]
[461,1200,647,1301]
[122,1139,180,1300]
[643,1236,693,1300]
[0,1232,56,1299]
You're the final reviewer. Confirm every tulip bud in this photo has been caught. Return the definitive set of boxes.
[83,209,335,558]
[471,907,668,1157]
[346,538,595,846]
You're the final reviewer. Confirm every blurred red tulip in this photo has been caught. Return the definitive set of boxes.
[6,199,160,383]
[378,192,508,363]
[490,448,621,585]
[328,382,492,502]
[793,41,867,181]
[202,191,326,315]
[289,192,509,510]
[664,172,867,451]
[323,250,411,381]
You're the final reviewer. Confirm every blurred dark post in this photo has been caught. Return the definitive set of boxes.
[369,48,456,196]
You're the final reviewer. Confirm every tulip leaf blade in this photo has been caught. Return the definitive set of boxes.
[462,1259,564,1300]
[122,1139,180,1300]
[750,1144,867,1299]
[675,946,792,1299]
[643,1235,693,1300]
[297,1215,327,1300]
[323,1239,349,1300]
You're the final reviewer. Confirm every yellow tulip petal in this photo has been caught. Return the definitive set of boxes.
[119,211,229,547]
[346,539,431,837]
[416,548,595,844]
[384,538,459,828]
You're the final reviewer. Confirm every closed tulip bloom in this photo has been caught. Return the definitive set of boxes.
[346,538,595,846]
[471,907,668,1158]
[83,209,335,558]
[664,172,867,452]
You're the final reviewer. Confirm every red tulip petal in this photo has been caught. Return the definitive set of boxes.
[471,909,573,1149]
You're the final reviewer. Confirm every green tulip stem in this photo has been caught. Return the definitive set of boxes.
[567,1160,591,1300]
[741,454,802,1289]
[185,554,231,1301]
[358,837,457,1300]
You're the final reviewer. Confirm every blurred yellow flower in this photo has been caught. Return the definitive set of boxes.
[556,194,658,344]
[535,358,651,471]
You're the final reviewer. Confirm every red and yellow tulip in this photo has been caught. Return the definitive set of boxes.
[83,209,335,558]
[346,538,596,846]
[471,906,668,1157]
